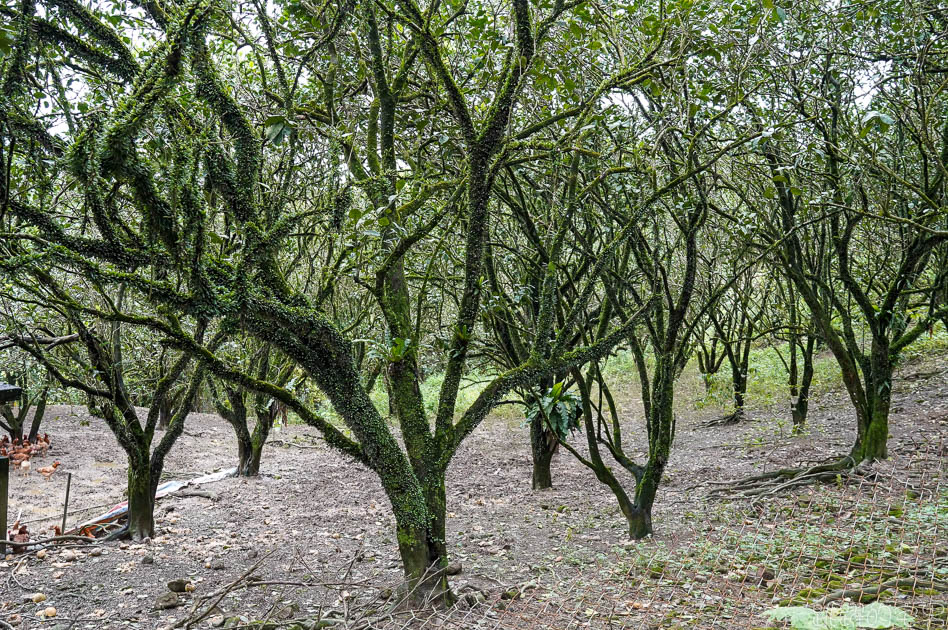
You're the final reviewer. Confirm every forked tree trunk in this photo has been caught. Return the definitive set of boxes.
[213,383,272,477]
[566,359,675,541]
[627,461,663,539]
[236,433,263,476]
[393,474,454,606]
[838,336,892,463]
[790,336,815,432]
[625,368,674,539]
[236,414,271,477]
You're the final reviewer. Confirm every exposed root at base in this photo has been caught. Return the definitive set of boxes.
[707,456,875,500]
[102,525,129,542]
[700,409,748,428]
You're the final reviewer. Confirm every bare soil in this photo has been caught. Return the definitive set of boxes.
[1,354,946,629]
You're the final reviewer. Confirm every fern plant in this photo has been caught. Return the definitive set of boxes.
[524,382,582,440]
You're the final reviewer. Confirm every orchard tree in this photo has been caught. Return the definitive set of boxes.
[701,264,771,426]
[770,277,820,432]
[0,360,49,442]
[0,270,208,539]
[210,338,297,477]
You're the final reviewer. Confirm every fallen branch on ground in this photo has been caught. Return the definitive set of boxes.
[0,534,98,550]
[268,439,323,449]
[176,549,277,629]
[818,575,948,605]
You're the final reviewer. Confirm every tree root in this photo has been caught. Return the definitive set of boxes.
[103,524,129,542]
[707,456,872,500]
[700,409,748,428]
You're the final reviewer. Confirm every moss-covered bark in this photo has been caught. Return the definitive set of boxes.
[126,456,155,540]
[790,336,815,431]
[236,430,263,476]
[530,416,555,490]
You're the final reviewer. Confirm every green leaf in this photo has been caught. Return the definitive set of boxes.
[765,607,821,626]
[264,115,295,145]
[860,111,894,137]
[846,603,914,629]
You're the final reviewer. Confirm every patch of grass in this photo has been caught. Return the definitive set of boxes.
[302,321,948,431]
[599,483,945,627]
[685,321,947,416]
[898,320,948,363]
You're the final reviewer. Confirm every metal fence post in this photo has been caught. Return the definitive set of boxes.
[0,456,7,556]
[1,382,24,556]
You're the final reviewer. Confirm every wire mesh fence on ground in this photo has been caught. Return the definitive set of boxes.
[172,435,946,630]
[369,437,944,630]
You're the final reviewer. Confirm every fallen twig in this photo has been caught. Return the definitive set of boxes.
[268,439,323,449]
[177,549,277,629]
[0,534,97,550]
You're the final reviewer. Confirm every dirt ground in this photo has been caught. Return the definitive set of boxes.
[1,353,946,630]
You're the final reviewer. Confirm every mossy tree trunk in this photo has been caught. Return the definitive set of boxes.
[848,336,893,461]
[789,334,815,432]
[126,454,156,540]
[624,353,676,539]
[530,416,556,490]
[214,384,273,477]
[210,344,293,477]
[528,376,557,490]
[349,0,539,601]
[565,353,677,540]
[239,423,268,477]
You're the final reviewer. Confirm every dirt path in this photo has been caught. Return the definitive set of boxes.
[1,356,945,629]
